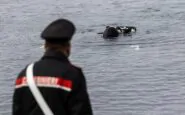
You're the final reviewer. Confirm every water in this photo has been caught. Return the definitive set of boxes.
[1,0,185,114]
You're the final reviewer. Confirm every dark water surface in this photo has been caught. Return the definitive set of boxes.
[1,0,185,114]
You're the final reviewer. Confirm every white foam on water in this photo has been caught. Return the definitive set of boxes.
[130,45,140,50]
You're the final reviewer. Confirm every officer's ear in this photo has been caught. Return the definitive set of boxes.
[65,41,71,57]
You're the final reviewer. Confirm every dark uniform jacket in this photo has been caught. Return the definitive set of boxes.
[13,49,93,115]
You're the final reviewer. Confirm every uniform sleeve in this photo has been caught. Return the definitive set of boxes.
[12,69,26,115]
[67,69,93,115]
[12,86,22,115]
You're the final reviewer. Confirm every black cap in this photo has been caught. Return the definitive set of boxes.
[41,19,76,43]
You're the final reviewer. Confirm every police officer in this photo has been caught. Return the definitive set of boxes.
[12,19,93,115]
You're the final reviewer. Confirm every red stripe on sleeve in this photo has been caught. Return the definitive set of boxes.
[57,78,72,89]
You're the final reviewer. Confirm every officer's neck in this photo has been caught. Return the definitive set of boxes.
[59,49,70,57]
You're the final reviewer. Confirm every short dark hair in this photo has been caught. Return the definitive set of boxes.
[44,41,70,51]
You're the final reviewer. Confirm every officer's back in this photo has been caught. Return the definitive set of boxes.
[13,19,93,115]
